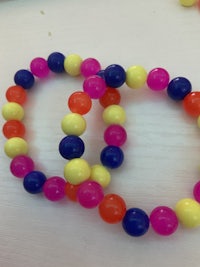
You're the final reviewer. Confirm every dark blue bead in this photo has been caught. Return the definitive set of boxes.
[122,208,149,237]
[167,77,192,101]
[104,64,126,88]
[100,145,124,169]
[14,69,35,89]
[47,52,65,73]
[23,171,47,194]
[59,135,85,160]
[96,69,105,79]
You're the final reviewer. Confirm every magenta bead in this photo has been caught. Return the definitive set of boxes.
[150,206,179,236]
[30,57,50,78]
[83,75,106,99]
[193,181,200,202]
[104,124,127,146]
[80,58,101,77]
[147,68,170,91]
[10,155,34,178]
[77,181,104,208]
[43,176,66,201]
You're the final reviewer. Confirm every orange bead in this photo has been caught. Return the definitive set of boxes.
[6,85,27,105]
[65,182,80,202]
[68,91,92,115]
[2,120,26,138]
[183,92,200,117]
[99,87,121,108]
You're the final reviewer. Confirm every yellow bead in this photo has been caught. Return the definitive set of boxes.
[61,113,86,136]
[102,105,126,125]
[64,54,83,76]
[64,158,91,185]
[175,198,200,228]
[179,0,197,7]
[90,164,111,188]
[4,137,28,158]
[126,65,147,89]
[197,115,200,128]
[2,102,24,121]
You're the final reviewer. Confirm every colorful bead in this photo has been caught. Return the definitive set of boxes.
[30,57,49,78]
[59,135,85,159]
[90,164,111,188]
[23,171,47,194]
[104,64,126,88]
[2,102,24,121]
[65,182,80,202]
[102,105,126,125]
[126,65,147,89]
[68,91,92,115]
[47,52,65,73]
[147,68,170,91]
[10,155,34,178]
[14,69,35,89]
[64,54,82,76]
[61,113,86,136]
[80,58,101,77]
[2,120,25,138]
[193,181,200,202]
[4,137,28,158]
[167,77,192,101]
[104,124,127,147]
[6,85,27,105]
[83,75,106,99]
[43,176,66,201]
[183,92,200,117]
[179,0,197,6]
[100,145,124,169]
[197,115,200,128]
[99,87,121,108]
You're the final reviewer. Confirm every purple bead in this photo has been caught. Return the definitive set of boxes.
[30,57,50,78]
[43,176,66,201]
[10,155,35,178]
[104,124,127,147]
[80,58,101,77]
[147,68,170,91]
[83,75,106,99]
[193,181,200,203]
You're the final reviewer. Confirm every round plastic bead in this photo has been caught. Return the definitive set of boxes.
[126,65,147,89]
[193,181,200,203]
[183,92,200,117]
[100,145,124,169]
[43,176,66,201]
[65,182,80,202]
[99,194,126,224]
[68,91,92,115]
[150,206,179,236]
[96,69,105,79]
[175,198,200,228]
[6,85,27,105]
[104,64,126,88]
[77,180,104,209]
[2,102,24,121]
[14,69,35,89]
[61,113,86,136]
[179,0,197,6]
[64,158,91,185]
[23,171,47,194]
[167,77,192,101]
[10,155,34,178]
[197,115,200,128]
[4,137,28,158]
[99,87,121,108]
[2,120,25,138]
[83,75,106,99]
[80,58,101,77]
[47,52,65,73]
[90,164,111,188]
[30,57,49,78]
[122,208,150,237]
[64,54,83,76]
[104,124,127,147]
[59,135,85,160]
[147,68,170,91]
[102,105,126,125]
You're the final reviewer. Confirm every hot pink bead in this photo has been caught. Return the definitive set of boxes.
[30,57,50,78]
[10,155,34,178]
[83,75,106,99]
[77,181,104,209]
[150,206,179,236]
[43,176,66,201]
[147,68,170,91]
[80,58,101,77]
[193,181,200,202]
[104,124,127,146]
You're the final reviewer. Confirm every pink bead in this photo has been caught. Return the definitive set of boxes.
[150,206,179,236]
[193,181,200,202]
[10,155,34,178]
[83,75,106,99]
[80,58,101,77]
[43,176,66,201]
[147,68,170,91]
[77,181,104,209]
[30,57,50,78]
[104,124,127,146]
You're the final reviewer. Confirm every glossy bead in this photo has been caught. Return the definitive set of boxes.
[59,135,85,159]
[104,124,127,147]
[96,69,105,79]
[104,64,126,88]
[2,120,25,138]
[23,171,47,194]
[10,155,34,178]
[99,87,121,108]
[68,91,92,115]
[179,0,197,6]
[80,58,101,77]
[77,181,104,209]
[64,54,83,76]
[183,92,200,117]
[30,57,49,78]
[64,158,91,185]
[65,182,80,202]
[61,113,86,136]
[47,52,65,73]
[99,194,126,224]
[90,164,111,188]
[43,176,66,201]
[100,145,124,169]
[4,137,28,158]
[175,198,200,228]
[103,105,126,125]
[167,77,192,101]
[150,206,179,236]
[2,102,24,121]
[6,85,27,104]
[14,69,35,89]
[83,75,106,99]
[122,208,150,237]
[197,115,200,128]
[147,68,170,91]
[126,65,147,89]
[193,181,200,202]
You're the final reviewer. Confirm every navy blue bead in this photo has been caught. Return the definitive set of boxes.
[96,69,105,79]
[14,69,35,89]
[59,135,85,160]
[23,171,47,194]
[100,145,124,169]
[122,208,149,237]
[167,77,192,101]
[104,64,126,88]
[47,52,65,73]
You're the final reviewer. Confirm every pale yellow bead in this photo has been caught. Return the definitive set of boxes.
[90,164,111,188]
[4,137,28,158]
[2,102,24,121]
[197,115,200,128]
[102,105,126,125]
[61,113,86,136]
[126,65,147,89]
[64,54,83,76]
[179,0,197,7]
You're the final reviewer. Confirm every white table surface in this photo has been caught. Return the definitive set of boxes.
[1,1,200,266]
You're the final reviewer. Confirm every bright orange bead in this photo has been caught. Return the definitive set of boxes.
[68,91,92,115]
[183,92,200,117]
[65,182,80,202]
[2,120,26,138]
[99,87,121,108]
[6,85,27,105]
